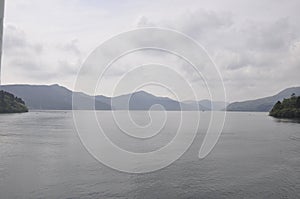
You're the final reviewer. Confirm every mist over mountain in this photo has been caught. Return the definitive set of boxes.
[0,84,225,111]
[226,87,300,112]
[183,99,228,111]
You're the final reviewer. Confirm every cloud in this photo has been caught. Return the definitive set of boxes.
[138,9,300,101]
[57,39,81,56]
[3,24,45,77]
[2,24,83,84]
[242,18,296,52]
[3,24,43,54]
[136,16,155,27]
[2,0,300,101]
[167,9,233,39]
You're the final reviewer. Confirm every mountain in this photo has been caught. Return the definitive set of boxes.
[0,84,111,110]
[0,84,228,111]
[97,91,222,111]
[226,87,300,112]
[0,90,28,113]
[199,100,229,111]
[97,91,183,111]
[183,99,228,111]
[180,101,210,111]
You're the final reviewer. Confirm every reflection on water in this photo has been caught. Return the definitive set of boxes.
[0,111,299,198]
[272,117,300,124]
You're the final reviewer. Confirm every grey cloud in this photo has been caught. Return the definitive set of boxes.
[136,16,155,27]
[2,24,84,83]
[135,10,233,39]
[172,9,233,38]
[3,25,26,49]
[139,8,300,101]
[243,18,296,52]
[8,57,40,70]
[58,39,81,56]
[3,24,70,82]
[57,59,81,76]
[3,24,43,54]
[2,24,49,80]
[3,0,300,101]
[223,50,287,70]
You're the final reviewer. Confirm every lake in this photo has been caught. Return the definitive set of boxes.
[0,111,299,198]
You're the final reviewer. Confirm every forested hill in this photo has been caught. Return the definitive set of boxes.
[269,94,300,118]
[0,90,28,113]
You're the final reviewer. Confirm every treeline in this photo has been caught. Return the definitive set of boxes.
[269,93,300,118]
[0,90,28,113]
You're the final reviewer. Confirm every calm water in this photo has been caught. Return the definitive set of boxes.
[0,111,299,198]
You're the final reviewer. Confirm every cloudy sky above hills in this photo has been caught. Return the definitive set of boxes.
[1,0,300,102]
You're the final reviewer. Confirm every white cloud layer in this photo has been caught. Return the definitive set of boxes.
[1,0,300,101]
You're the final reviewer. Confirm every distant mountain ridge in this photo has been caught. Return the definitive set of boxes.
[97,91,182,111]
[183,99,228,111]
[0,84,111,110]
[0,84,226,111]
[226,87,300,112]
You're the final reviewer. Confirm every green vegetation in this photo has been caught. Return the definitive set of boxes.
[0,90,28,113]
[269,93,300,118]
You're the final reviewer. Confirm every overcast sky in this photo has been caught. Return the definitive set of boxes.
[1,0,300,102]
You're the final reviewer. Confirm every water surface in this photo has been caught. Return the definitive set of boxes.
[0,111,299,198]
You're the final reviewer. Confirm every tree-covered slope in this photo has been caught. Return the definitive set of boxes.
[269,94,300,118]
[0,90,28,113]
